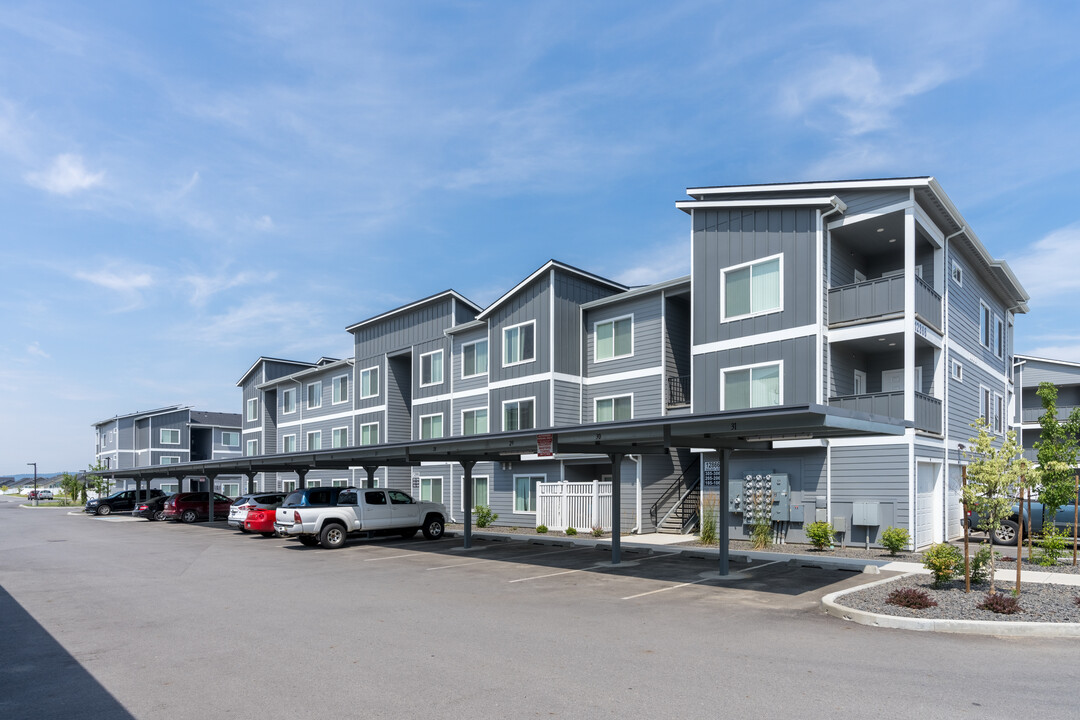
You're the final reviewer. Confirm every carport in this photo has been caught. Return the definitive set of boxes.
[96,404,904,574]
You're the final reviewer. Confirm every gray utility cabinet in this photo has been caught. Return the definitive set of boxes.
[728,473,791,523]
[852,501,882,527]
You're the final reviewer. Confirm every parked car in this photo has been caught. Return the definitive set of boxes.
[85,489,165,516]
[968,500,1080,545]
[135,494,174,521]
[243,505,284,537]
[274,487,446,549]
[229,493,288,531]
[27,490,53,500]
[162,492,234,523]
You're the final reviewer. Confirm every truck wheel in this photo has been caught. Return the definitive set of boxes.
[422,515,445,540]
[299,535,320,547]
[320,523,347,549]
[400,528,418,539]
[992,519,1020,545]
[96,505,112,516]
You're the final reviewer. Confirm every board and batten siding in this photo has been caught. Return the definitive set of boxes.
[350,297,456,359]
[489,276,551,381]
[693,336,817,414]
[552,270,622,375]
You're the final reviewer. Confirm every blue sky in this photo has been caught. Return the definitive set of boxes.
[3,0,1080,474]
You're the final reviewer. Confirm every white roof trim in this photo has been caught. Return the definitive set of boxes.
[477,260,626,321]
[346,290,481,333]
[581,275,691,309]
[91,405,189,427]
[1015,354,1080,370]
[256,358,355,389]
[236,357,315,387]
[686,177,931,197]
[676,196,846,212]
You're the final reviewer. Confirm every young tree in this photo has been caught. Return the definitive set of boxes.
[962,419,1032,594]
[59,473,81,503]
[1033,382,1080,518]
[86,462,109,498]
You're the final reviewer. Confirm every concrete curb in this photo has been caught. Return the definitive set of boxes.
[821,573,1080,637]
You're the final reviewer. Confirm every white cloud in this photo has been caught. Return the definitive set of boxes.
[25,153,105,195]
[1008,224,1080,306]
[73,261,156,311]
[26,341,49,359]
[182,270,277,307]
[614,238,690,287]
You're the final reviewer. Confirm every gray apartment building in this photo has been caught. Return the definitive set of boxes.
[1014,354,1080,463]
[92,406,245,495]
[221,176,1027,549]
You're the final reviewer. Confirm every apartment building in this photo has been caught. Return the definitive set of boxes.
[1014,354,1080,463]
[92,406,245,494]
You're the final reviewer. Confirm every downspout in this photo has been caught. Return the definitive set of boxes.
[942,226,963,539]
[629,454,642,534]
[825,439,832,528]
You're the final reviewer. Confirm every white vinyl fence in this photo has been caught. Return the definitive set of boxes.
[537,480,612,531]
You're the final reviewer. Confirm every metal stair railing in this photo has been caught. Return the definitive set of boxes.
[648,456,700,532]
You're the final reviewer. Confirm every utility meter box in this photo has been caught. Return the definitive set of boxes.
[852,501,881,527]
[728,480,745,513]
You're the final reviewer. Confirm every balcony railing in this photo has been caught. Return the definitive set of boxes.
[915,391,943,435]
[914,276,942,332]
[667,374,690,408]
[828,390,943,434]
[1021,405,1080,423]
[828,275,904,326]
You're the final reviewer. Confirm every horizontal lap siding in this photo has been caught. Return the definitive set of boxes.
[413,337,451,401]
[554,272,617,375]
[489,460,562,526]
[451,326,490,395]
[584,377,662,422]
[946,246,1009,376]
[1022,361,1080,387]
[722,450,826,544]
[948,359,1004,442]
[664,296,691,381]
[413,400,452,441]
[640,450,693,533]
[490,382,550,432]
[837,189,909,216]
[451,395,489,436]
[553,380,581,427]
[585,294,663,376]
[830,444,909,543]
[693,336,817,413]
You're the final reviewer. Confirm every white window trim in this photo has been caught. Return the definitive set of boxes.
[246,397,258,422]
[282,434,297,454]
[359,422,379,446]
[306,430,322,451]
[461,339,489,379]
[160,456,181,464]
[979,301,993,351]
[594,393,634,422]
[993,391,1005,435]
[720,252,784,322]
[720,360,784,410]
[461,475,490,512]
[331,425,349,449]
[461,407,489,436]
[513,473,546,515]
[282,387,297,415]
[307,381,323,409]
[502,320,537,368]
[160,428,180,445]
[501,396,537,432]
[283,479,298,493]
[593,314,635,363]
[222,431,240,447]
[161,482,179,494]
[951,259,963,287]
[331,374,349,405]
[332,478,349,488]
[420,349,445,388]
[419,412,444,440]
[360,366,380,399]
[246,439,258,456]
[950,360,963,382]
[979,384,993,428]
[221,482,241,497]
[307,479,322,488]
[418,476,444,504]
[994,314,1004,360]
[853,369,867,395]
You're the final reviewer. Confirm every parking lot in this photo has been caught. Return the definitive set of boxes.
[3,496,1079,719]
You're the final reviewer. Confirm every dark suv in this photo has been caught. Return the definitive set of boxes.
[85,489,165,516]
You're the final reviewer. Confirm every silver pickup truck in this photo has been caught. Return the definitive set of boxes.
[274,487,447,549]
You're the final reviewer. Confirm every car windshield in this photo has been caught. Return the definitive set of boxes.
[282,492,304,507]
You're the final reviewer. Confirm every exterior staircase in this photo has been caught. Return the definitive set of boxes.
[649,455,700,534]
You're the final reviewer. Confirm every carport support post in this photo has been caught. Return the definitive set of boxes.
[297,468,308,490]
[718,448,731,576]
[609,452,624,565]
[174,475,186,496]
[206,473,218,523]
[363,466,378,489]
[246,472,257,495]
[461,460,475,549]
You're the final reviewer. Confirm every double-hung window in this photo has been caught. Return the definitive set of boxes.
[420,477,443,504]
[994,393,1005,434]
[246,439,258,457]
[160,428,180,445]
[595,316,633,362]
[723,254,782,320]
[462,408,488,435]
[222,431,240,447]
[420,350,444,387]
[282,435,296,454]
[994,316,1004,359]
[360,422,379,446]
[307,430,321,451]
[332,427,348,448]
[420,413,443,440]
[514,475,544,513]
[722,362,781,410]
[465,476,489,511]
[246,397,258,422]
[360,367,379,398]
[462,340,488,377]
[160,456,180,464]
[595,395,632,422]
[332,375,348,404]
[503,321,535,366]
[282,387,296,414]
[503,399,534,431]
[307,381,322,409]
[979,302,993,351]
[980,386,993,427]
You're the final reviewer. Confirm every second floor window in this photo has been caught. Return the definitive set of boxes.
[595,317,633,361]
[246,439,258,456]
[332,427,348,448]
[222,431,239,447]
[282,435,296,453]
[282,387,296,414]
[421,350,444,386]
[360,423,379,446]
[980,303,993,351]
[723,255,781,320]
[307,381,322,409]
[463,408,488,435]
[360,367,379,398]
[246,397,258,422]
[503,399,534,431]
[160,428,180,445]
[723,363,781,410]
[420,414,443,439]
[332,375,349,404]
[503,321,535,366]
[307,430,322,451]
[595,395,632,422]
[462,340,488,377]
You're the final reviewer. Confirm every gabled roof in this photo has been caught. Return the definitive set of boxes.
[91,405,188,427]
[1015,354,1080,370]
[581,275,691,310]
[235,357,316,387]
[256,357,354,389]
[346,290,482,334]
[189,411,243,428]
[476,260,627,321]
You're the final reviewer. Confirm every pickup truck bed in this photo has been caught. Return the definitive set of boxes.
[274,487,447,549]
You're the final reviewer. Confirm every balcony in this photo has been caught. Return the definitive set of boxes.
[829,390,942,434]
[827,274,943,333]
[666,374,690,409]
[914,276,942,332]
[1021,405,1080,424]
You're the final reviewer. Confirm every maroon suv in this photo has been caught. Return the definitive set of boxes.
[162,492,234,523]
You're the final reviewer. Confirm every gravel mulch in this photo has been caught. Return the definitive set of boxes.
[838,573,1080,623]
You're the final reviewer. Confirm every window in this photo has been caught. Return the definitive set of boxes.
[332,375,349,404]
[503,399,535,431]
[246,397,258,422]
[595,316,633,361]
[420,413,443,439]
[994,392,1005,434]
[723,254,782,320]
[462,408,488,435]
[246,439,258,456]
[951,260,963,286]
[307,381,322,409]
[979,302,994,351]
[221,483,240,497]
[160,428,180,445]
[462,340,488,377]
[514,475,544,513]
[332,427,348,448]
[283,479,297,493]
[464,476,489,511]
[722,362,781,410]
[160,456,180,464]
[420,477,443,504]
[420,350,444,387]
[360,366,379,398]
[360,422,379,446]
[222,431,240,447]
[503,321,535,366]
[994,315,1004,359]
[980,386,993,427]
[307,480,322,488]
[307,430,322,451]
[950,360,963,382]
[282,387,296,414]
[595,395,632,422]
[161,483,178,494]
[332,479,348,488]
[282,435,296,453]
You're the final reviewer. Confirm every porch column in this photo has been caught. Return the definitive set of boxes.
[460,460,475,549]
[206,473,218,523]
[363,466,378,489]
[609,452,624,564]
[297,468,308,489]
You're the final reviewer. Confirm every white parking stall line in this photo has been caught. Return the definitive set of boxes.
[742,560,783,572]
[363,553,417,562]
[621,578,709,600]
[426,559,493,571]
[509,569,582,583]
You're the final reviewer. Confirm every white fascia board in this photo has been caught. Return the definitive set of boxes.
[686,177,930,198]
[346,290,482,334]
[580,276,691,309]
[255,358,355,389]
[676,196,846,214]
[826,318,906,344]
[236,357,314,387]
[91,405,188,427]
[477,260,626,321]
[1014,354,1080,370]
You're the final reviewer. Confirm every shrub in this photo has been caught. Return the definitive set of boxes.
[1036,525,1068,567]
[969,545,995,585]
[591,524,604,538]
[750,521,772,550]
[922,543,964,588]
[699,495,719,545]
[885,587,937,610]
[565,526,577,536]
[978,592,1022,615]
[474,505,497,528]
[880,526,910,555]
[536,524,548,534]
[805,521,834,550]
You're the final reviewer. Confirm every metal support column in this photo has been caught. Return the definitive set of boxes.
[461,460,475,549]
[297,468,308,490]
[609,452,624,565]
[174,474,187,495]
[364,466,378,489]
[246,472,257,495]
[718,448,731,576]
[206,473,218,523]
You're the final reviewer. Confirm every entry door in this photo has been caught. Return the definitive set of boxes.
[853,370,867,395]
[882,368,922,393]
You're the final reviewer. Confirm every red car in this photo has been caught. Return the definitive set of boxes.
[243,506,280,537]
[163,492,233,523]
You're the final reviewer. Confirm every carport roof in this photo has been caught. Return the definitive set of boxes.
[94,404,907,480]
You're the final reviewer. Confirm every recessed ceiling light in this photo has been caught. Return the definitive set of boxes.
[888,342,896,347]
[878,337,885,341]
[876,228,885,233]
[888,238,896,243]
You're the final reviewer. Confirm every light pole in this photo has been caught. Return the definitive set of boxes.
[27,462,37,507]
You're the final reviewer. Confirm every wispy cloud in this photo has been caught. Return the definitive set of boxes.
[182,270,277,307]
[26,341,49,358]
[1008,223,1080,307]
[614,238,690,287]
[25,153,104,195]
[73,260,156,311]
